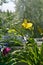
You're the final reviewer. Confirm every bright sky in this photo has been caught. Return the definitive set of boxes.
[0,0,15,12]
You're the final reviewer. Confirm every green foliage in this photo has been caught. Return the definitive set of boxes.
[0,0,43,65]
[0,38,43,65]
[15,0,43,37]
[10,39,43,65]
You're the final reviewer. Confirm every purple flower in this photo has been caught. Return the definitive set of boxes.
[3,47,11,56]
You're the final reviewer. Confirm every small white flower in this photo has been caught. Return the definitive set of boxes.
[24,36,27,41]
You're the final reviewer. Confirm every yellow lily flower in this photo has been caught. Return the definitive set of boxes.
[25,23,33,29]
[22,19,33,29]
